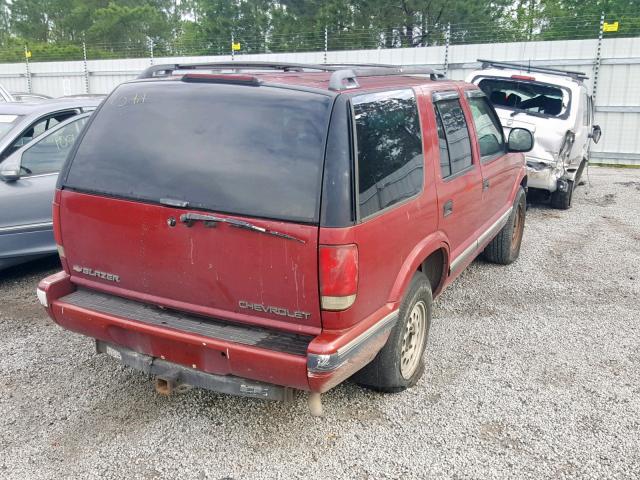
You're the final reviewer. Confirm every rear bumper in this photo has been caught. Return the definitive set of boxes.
[526,158,562,192]
[96,340,295,401]
[38,272,397,395]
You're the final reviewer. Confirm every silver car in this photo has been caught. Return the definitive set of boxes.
[10,92,52,103]
[0,112,92,270]
[467,60,602,209]
[0,97,101,163]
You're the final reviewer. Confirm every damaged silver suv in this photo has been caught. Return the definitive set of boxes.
[468,60,602,209]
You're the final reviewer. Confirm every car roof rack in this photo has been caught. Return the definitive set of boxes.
[328,65,443,90]
[137,61,335,79]
[477,59,588,81]
[137,61,443,90]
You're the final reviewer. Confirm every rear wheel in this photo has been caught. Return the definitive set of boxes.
[353,273,432,392]
[550,180,574,210]
[484,186,526,265]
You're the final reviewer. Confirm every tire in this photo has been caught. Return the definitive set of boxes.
[574,159,587,186]
[483,186,526,265]
[352,273,432,392]
[550,180,573,210]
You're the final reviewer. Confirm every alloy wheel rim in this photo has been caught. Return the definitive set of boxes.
[511,203,525,252]
[400,300,427,379]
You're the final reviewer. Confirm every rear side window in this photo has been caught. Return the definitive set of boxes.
[63,82,332,223]
[434,98,473,178]
[353,89,423,219]
[468,96,505,160]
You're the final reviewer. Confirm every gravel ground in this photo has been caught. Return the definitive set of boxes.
[1,166,639,480]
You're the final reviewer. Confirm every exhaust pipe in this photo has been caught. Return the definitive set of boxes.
[308,392,323,417]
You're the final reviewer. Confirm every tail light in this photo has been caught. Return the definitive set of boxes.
[319,244,358,311]
[558,131,575,161]
[53,189,68,271]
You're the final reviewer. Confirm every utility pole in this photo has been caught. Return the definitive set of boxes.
[24,45,32,94]
[82,40,89,94]
[324,27,328,64]
[148,38,154,66]
[443,23,451,76]
[592,12,605,103]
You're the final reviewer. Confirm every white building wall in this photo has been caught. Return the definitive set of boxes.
[0,37,638,164]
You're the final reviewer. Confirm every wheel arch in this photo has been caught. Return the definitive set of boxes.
[388,231,450,304]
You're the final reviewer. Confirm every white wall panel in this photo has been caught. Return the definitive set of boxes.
[0,37,637,163]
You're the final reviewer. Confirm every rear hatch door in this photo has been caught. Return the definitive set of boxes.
[58,79,334,333]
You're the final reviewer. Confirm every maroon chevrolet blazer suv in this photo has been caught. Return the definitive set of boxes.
[37,62,533,416]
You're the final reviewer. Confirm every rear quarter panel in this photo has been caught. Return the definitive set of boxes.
[319,86,441,331]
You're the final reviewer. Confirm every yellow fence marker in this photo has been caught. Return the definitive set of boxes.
[232,42,241,51]
[603,21,619,32]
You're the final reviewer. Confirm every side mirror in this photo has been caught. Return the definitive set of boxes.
[589,124,602,144]
[507,127,534,153]
[0,152,23,182]
[0,168,20,182]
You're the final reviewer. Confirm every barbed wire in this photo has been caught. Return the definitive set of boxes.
[1,14,638,63]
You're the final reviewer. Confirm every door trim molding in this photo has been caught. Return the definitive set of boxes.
[449,207,513,274]
[0,221,53,234]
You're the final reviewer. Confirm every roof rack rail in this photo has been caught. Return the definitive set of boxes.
[328,66,443,91]
[478,59,588,81]
[137,61,336,79]
[136,61,444,89]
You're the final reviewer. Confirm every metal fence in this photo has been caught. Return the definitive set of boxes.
[0,27,638,165]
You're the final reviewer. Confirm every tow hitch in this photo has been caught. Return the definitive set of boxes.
[96,340,295,403]
[96,341,328,416]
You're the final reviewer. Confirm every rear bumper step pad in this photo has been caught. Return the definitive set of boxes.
[96,340,294,401]
[62,289,313,356]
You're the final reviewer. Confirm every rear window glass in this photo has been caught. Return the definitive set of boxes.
[63,81,332,223]
[478,78,568,117]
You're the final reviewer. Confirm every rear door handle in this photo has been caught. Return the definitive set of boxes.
[482,179,490,191]
[443,199,454,217]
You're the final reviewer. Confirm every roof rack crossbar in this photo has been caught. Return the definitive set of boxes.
[478,59,588,81]
[328,66,444,91]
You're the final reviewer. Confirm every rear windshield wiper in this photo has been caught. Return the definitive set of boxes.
[179,212,305,244]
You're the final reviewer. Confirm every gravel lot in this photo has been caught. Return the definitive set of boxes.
[1,166,639,479]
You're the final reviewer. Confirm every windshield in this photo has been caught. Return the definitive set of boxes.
[478,78,568,117]
[62,81,332,223]
[0,114,22,141]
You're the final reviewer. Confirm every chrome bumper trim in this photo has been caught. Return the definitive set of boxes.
[450,207,513,274]
[0,221,53,234]
[307,309,399,373]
